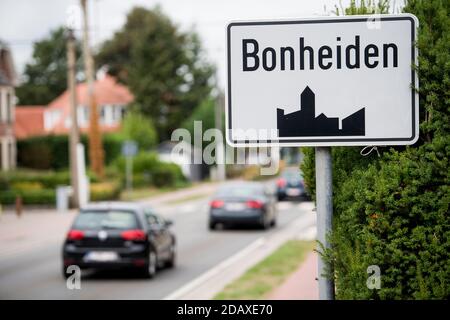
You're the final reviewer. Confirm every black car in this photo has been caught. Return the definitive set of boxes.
[62,202,176,279]
[209,182,277,230]
[276,168,308,201]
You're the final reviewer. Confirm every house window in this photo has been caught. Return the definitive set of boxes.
[77,106,89,127]
[112,105,125,123]
[100,105,106,124]
[8,139,15,169]
[0,139,3,170]
[6,91,12,123]
[83,106,89,126]
[0,90,3,122]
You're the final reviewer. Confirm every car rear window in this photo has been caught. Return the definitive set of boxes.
[73,210,139,230]
[282,170,303,180]
[216,185,264,197]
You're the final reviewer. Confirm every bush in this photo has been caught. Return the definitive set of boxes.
[90,181,122,201]
[0,170,71,189]
[17,133,125,170]
[323,143,449,299]
[114,152,185,188]
[0,189,56,205]
[301,0,450,299]
[151,162,184,187]
[122,111,158,150]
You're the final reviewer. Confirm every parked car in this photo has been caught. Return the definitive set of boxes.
[209,182,277,230]
[276,167,308,201]
[62,202,176,279]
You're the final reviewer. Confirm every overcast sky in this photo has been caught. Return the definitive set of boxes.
[0,0,395,88]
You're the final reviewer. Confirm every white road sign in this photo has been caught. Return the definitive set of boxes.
[226,14,419,147]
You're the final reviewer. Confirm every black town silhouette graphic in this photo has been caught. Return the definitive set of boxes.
[277,86,365,137]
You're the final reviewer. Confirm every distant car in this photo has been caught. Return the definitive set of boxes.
[276,168,308,201]
[209,182,277,230]
[62,202,176,279]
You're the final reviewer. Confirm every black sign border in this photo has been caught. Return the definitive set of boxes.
[226,16,417,145]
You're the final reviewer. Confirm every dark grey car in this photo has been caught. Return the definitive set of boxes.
[276,167,308,201]
[208,182,277,230]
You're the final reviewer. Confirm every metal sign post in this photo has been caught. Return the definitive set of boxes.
[126,155,133,192]
[315,147,334,299]
[122,140,138,192]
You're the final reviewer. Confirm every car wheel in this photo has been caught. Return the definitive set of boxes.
[260,216,270,230]
[270,219,277,227]
[209,221,216,230]
[62,265,70,279]
[165,243,176,268]
[142,250,157,278]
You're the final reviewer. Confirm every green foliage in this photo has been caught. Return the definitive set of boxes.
[15,27,82,105]
[333,0,390,15]
[0,189,56,205]
[301,0,450,299]
[0,170,71,189]
[328,143,449,299]
[90,181,122,201]
[151,161,185,187]
[96,6,216,140]
[121,110,158,150]
[181,97,217,137]
[0,176,122,205]
[17,134,124,170]
[114,152,185,188]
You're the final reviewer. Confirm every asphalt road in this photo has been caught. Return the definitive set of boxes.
[0,197,313,299]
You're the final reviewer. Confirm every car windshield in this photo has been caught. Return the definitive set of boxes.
[216,184,264,197]
[73,210,139,230]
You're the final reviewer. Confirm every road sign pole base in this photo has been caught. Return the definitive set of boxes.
[315,146,335,300]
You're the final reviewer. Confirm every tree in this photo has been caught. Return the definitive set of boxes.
[96,6,216,141]
[333,0,390,15]
[121,110,158,150]
[301,0,449,299]
[16,27,82,105]
[181,97,217,138]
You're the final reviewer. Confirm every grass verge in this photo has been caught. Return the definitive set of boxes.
[214,240,315,300]
[163,193,210,205]
[120,187,175,201]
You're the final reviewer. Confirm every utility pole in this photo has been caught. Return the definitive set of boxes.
[215,92,226,181]
[80,0,104,177]
[67,28,80,208]
[315,147,335,300]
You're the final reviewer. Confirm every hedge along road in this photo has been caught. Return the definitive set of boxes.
[0,189,313,299]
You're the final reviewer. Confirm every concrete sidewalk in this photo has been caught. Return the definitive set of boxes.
[0,210,76,259]
[267,251,319,300]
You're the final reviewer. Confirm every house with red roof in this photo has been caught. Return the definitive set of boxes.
[14,106,46,139]
[15,74,133,138]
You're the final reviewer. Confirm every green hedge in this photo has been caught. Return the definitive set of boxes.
[89,181,122,201]
[301,0,450,299]
[0,182,122,205]
[114,152,185,188]
[0,189,56,205]
[0,170,70,189]
[17,133,124,170]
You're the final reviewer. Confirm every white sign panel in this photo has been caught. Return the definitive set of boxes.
[226,14,418,147]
